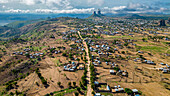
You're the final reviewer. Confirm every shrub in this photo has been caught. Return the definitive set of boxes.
[121,51,125,54]
[74,92,79,96]
[92,91,95,95]
[125,88,133,94]
[57,82,61,87]
[73,82,76,87]
[113,67,120,71]
[62,53,67,56]
[68,82,71,88]
[76,87,81,92]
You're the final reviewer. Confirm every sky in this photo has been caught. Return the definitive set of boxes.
[0,0,170,14]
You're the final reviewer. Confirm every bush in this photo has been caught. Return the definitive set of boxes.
[73,82,76,87]
[57,82,61,87]
[68,82,71,88]
[62,53,67,56]
[74,92,79,96]
[35,68,47,85]
[138,90,142,95]
[76,87,81,92]
[148,53,152,56]
[113,67,120,71]
[125,88,133,94]
[92,91,95,95]
[121,51,125,54]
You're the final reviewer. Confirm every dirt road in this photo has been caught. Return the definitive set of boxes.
[78,31,92,96]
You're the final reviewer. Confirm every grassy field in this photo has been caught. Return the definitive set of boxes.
[135,41,158,45]
[105,35,133,39]
[100,92,113,96]
[140,46,168,53]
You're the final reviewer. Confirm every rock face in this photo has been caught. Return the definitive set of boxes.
[168,18,170,24]
[159,19,166,26]
[89,11,100,18]
[97,9,105,16]
[89,9,105,18]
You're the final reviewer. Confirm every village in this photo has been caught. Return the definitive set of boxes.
[0,15,169,96]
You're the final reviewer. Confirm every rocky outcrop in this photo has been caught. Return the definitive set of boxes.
[159,19,166,26]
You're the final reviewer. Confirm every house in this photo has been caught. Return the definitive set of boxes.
[110,70,116,75]
[78,64,84,70]
[106,85,111,91]
[95,93,101,96]
[63,63,77,72]
[162,69,169,73]
[122,71,128,77]
[112,87,124,93]
[132,89,140,96]
[138,51,143,53]
[132,89,138,93]
[160,63,166,65]
[94,81,99,86]
[144,60,155,65]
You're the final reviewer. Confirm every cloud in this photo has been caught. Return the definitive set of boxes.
[4,9,30,13]
[0,1,169,14]
[102,6,126,14]
[20,0,73,9]
[87,0,104,6]
[21,0,37,5]
[3,8,95,14]
[2,5,6,8]
[35,8,95,13]
[0,0,8,3]
[114,3,169,14]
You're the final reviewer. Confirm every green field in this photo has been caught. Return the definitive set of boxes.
[140,46,168,53]
[108,35,133,39]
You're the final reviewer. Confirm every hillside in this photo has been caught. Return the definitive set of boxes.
[0,16,169,96]
[6,19,46,29]
[0,26,21,40]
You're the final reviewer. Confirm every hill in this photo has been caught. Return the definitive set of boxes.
[6,19,46,29]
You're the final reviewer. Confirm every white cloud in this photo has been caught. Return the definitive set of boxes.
[35,8,95,13]
[4,9,30,13]
[103,6,126,11]
[21,0,36,5]
[87,0,104,6]
[0,1,169,14]
[4,8,95,14]
[123,3,168,14]
[0,0,8,3]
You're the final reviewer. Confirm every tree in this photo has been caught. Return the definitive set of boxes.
[92,91,95,95]
[74,92,79,96]
[142,38,145,41]
[79,81,84,89]
[57,82,61,87]
[76,58,80,64]
[62,53,67,56]
[76,87,81,92]
[68,82,71,88]
[121,51,125,54]
[91,83,95,89]
[125,88,133,95]
[73,82,76,87]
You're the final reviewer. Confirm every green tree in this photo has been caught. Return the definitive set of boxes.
[76,87,81,92]
[68,82,71,88]
[73,82,76,87]
[74,92,79,96]
[57,82,61,87]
